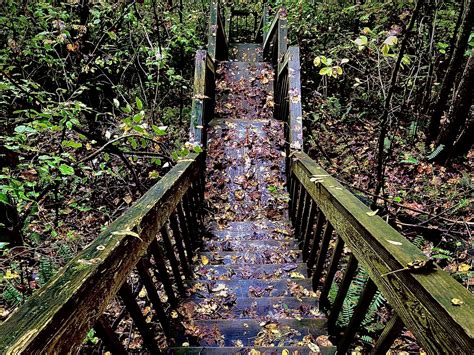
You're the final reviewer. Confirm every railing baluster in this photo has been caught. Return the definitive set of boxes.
[327,254,359,334]
[301,199,316,250]
[118,282,161,354]
[160,226,186,296]
[370,315,404,355]
[296,190,311,241]
[176,202,194,263]
[182,192,199,241]
[169,213,193,279]
[95,315,127,355]
[289,174,297,218]
[136,258,173,341]
[338,278,377,353]
[149,239,178,307]
[311,223,335,290]
[319,235,345,310]
[293,187,306,239]
[291,180,302,225]
[306,212,326,268]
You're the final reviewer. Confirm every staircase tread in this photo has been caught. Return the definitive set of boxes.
[168,346,337,355]
[186,279,317,298]
[194,263,308,281]
[229,43,264,62]
[202,240,299,253]
[182,318,328,347]
[197,251,302,265]
[180,297,322,320]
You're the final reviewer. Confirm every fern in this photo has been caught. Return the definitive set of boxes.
[3,283,23,306]
[427,144,445,161]
[412,235,425,249]
[39,257,56,285]
[57,243,73,263]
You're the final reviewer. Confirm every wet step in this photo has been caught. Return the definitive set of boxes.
[168,346,337,355]
[194,263,308,281]
[215,61,273,120]
[187,279,317,298]
[207,220,292,233]
[180,297,322,320]
[229,43,264,62]
[198,250,301,265]
[183,319,329,347]
[202,239,298,253]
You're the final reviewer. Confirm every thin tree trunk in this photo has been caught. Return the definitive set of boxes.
[427,0,474,142]
[372,0,423,208]
[433,49,474,163]
[451,105,474,158]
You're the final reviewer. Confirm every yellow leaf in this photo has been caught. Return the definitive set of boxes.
[290,271,305,279]
[451,298,464,306]
[458,263,470,272]
[366,209,378,216]
[201,255,209,265]
[4,270,20,279]
[282,350,289,355]
[171,310,179,318]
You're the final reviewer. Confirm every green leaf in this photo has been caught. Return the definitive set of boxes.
[0,193,9,205]
[193,145,203,153]
[59,164,75,176]
[135,97,143,110]
[107,31,117,40]
[383,35,398,46]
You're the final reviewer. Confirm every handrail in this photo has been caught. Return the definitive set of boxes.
[275,46,303,151]
[263,7,287,67]
[255,6,269,42]
[0,153,205,353]
[190,50,216,147]
[208,0,228,61]
[289,151,474,354]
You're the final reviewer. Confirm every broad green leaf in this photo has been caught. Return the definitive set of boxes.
[59,164,75,176]
[135,97,143,110]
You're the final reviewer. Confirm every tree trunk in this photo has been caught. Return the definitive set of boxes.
[427,0,474,142]
[451,105,474,158]
[433,49,474,163]
[372,0,423,208]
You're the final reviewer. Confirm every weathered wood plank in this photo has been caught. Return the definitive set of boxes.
[370,314,404,355]
[287,46,303,151]
[0,153,202,353]
[292,151,474,353]
[190,50,207,146]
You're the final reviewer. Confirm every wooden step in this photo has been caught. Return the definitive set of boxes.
[168,346,337,355]
[181,319,329,347]
[202,239,298,253]
[209,220,291,232]
[180,297,322,320]
[198,250,302,265]
[186,279,317,298]
[194,263,308,281]
[229,43,264,62]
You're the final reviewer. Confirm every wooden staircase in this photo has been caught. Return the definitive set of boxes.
[1,3,473,355]
[170,43,336,353]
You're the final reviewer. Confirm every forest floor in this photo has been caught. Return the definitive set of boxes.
[305,96,473,293]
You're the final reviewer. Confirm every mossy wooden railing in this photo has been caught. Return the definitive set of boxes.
[259,6,474,353]
[208,1,228,62]
[190,50,215,146]
[288,152,474,353]
[0,153,205,353]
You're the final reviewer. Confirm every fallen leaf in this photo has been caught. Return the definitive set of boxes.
[451,298,464,306]
[366,209,378,216]
[201,255,209,265]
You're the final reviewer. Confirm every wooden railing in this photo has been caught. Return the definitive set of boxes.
[208,1,228,62]
[263,7,287,68]
[288,152,474,353]
[190,50,216,146]
[0,153,205,353]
